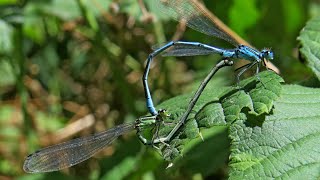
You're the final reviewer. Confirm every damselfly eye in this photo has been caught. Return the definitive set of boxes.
[267,51,274,60]
[261,49,274,60]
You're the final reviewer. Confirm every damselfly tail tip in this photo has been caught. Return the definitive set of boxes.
[166,162,174,169]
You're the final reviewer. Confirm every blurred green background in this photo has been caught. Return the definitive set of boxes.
[0,0,319,179]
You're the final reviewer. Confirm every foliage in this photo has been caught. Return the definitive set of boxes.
[0,0,319,179]
[298,16,320,81]
[156,71,283,161]
[229,85,320,179]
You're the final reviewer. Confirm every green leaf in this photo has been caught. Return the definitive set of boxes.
[0,60,16,87]
[152,69,320,178]
[229,85,320,179]
[0,106,15,123]
[24,0,81,24]
[156,71,283,163]
[78,0,99,31]
[22,15,46,44]
[38,0,81,20]
[0,20,14,54]
[298,16,320,80]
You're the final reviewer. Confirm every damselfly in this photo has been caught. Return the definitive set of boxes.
[143,0,274,116]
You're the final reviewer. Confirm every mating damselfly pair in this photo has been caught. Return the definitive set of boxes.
[23,0,274,173]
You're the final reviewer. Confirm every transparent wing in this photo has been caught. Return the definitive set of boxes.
[156,0,238,46]
[165,44,215,56]
[23,122,135,173]
[152,43,219,56]
[163,48,214,56]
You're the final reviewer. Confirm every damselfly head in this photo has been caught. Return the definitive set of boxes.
[261,48,274,61]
